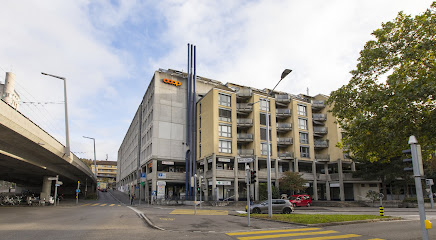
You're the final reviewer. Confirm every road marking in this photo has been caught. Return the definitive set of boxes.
[368,239,385,240]
[159,218,175,221]
[291,234,361,240]
[100,204,107,206]
[170,209,228,215]
[81,203,91,206]
[118,204,121,206]
[109,204,115,206]
[227,228,322,236]
[91,203,100,206]
[235,230,339,240]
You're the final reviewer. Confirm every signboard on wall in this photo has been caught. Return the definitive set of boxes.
[158,173,167,179]
[238,158,253,163]
[330,183,340,187]
[162,78,181,87]
[209,181,231,186]
[162,161,174,165]
[218,158,231,162]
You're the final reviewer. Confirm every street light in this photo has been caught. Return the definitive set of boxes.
[83,136,97,178]
[250,69,292,218]
[41,72,70,157]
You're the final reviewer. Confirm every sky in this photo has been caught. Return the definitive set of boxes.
[0,0,433,162]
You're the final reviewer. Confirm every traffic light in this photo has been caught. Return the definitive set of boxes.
[403,146,424,176]
[403,149,413,172]
[250,170,257,183]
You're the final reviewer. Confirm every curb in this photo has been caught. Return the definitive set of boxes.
[128,206,165,231]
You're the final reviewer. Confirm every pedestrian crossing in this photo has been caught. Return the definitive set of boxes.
[81,203,121,207]
[169,209,228,215]
[226,228,385,240]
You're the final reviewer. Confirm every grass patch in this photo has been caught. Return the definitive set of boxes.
[239,214,392,224]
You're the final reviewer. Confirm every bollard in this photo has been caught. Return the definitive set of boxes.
[379,206,384,216]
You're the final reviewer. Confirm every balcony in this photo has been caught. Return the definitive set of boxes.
[312,113,327,121]
[237,133,253,142]
[278,152,294,159]
[315,154,330,162]
[313,127,328,135]
[276,122,292,132]
[238,148,254,157]
[275,94,291,103]
[314,140,329,148]
[236,88,252,98]
[237,118,253,128]
[277,137,293,146]
[237,103,253,113]
[312,100,326,110]
[276,108,291,118]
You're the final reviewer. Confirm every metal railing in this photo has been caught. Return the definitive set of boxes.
[275,94,290,103]
[313,127,328,134]
[315,154,330,162]
[314,140,329,148]
[312,113,327,121]
[237,133,253,141]
[237,118,253,127]
[276,108,291,117]
[238,149,254,156]
[236,88,252,98]
[277,137,293,145]
[312,100,326,109]
[236,103,253,112]
[276,122,292,131]
[278,152,294,159]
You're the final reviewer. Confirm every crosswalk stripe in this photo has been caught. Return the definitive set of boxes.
[227,228,322,236]
[91,203,100,206]
[368,239,385,240]
[118,204,121,206]
[170,209,228,215]
[109,204,115,206]
[81,203,90,206]
[100,204,107,206]
[237,230,339,240]
[292,234,361,240]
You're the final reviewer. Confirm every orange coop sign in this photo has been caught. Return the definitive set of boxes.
[148,162,152,168]
[163,78,181,87]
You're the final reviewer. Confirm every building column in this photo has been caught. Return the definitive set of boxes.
[203,157,208,201]
[294,158,299,172]
[338,159,345,201]
[40,176,52,202]
[254,156,259,201]
[351,162,356,171]
[145,164,150,203]
[324,163,331,201]
[234,157,239,201]
[151,159,157,203]
[274,159,279,188]
[212,153,217,201]
[312,161,318,200]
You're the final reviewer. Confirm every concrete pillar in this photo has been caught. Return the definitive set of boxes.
[338,159,345,201]
[151,159,157,203]
[3,72,16,107]
[294,158,299,172]
[312,161,318,200]
[212,153,217,201]
[254,156,259,201]
[203,157,208,201]
[145,165,149,202]
[351,162,356,171]
[40,176,52,202]
[234,157,239,201]
[274,159,279,188]
[325,163,331,201]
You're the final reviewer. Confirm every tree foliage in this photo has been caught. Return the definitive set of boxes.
[279,171,307,195]
[259,183,280,201]
[328,2,436,165]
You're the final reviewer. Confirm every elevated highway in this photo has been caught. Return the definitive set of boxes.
[0,99,96,196]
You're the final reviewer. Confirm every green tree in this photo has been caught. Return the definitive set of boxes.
[80,158,93,170]
[328,2,436,166]
[279,171,307,196]
[259,183,280,201]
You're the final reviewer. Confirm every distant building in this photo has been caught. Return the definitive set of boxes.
[0,180,15,193]
[91,161,117,187]
[0,72,20,110]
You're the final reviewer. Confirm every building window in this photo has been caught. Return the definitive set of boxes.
[259,113,271,126]
[259,98,270,112]
[219,124,232,138]
[219,140,232,153]
[199,103,202,114]
[261,143,272,156]
[299,132,309,144]
[199,117,201,129]
[219,108,232,122]
[369,183,378,187]
[260,128,272,141]
[298,118,308,130]
[199,130,202,142]
[298,104,307,116]
[300,146,310,158]
[219,93,231,107]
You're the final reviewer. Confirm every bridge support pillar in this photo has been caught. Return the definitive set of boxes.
[40,176,52,202]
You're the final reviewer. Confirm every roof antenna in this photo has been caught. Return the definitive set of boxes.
[106,154,108,161]
[307,87,309,96]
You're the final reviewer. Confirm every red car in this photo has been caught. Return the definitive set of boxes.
[289,194,312,207]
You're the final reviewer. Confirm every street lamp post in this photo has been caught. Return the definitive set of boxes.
[83,136,97,178]
[41,72,70,157]
[250,69,292,218]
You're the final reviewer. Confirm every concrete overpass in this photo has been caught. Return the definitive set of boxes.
[0,99,96,198]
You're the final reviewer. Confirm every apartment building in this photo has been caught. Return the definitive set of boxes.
[117,68,379,202]
[91,161,117,187]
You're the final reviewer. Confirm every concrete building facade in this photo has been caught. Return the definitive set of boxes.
[117,69,379,202]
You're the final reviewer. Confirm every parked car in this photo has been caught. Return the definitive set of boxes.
[249,199,294,214]
[289,194,312,207]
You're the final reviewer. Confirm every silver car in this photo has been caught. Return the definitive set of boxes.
[249,199,294,214]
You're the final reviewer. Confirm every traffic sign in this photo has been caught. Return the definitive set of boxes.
[76,189,80,193]
[47,177,57,181]
[238,158,253,163]
[56,181,63,186]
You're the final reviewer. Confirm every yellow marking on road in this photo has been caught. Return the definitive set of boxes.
[100,204,107,206]
[159,218,175,221]
[292,234,361,240]
[368,239,385,240]
[227,228,322,236]
[81,203,91,206]
[91,203,100,206]
[236,230,338,240]
[109,204,115,206]
[118,204,121,206]
[170,209,228,215]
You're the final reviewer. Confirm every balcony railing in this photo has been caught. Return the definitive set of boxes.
[237,133,253,142]
[278,152,294,159]
[313,127,328,135]
[236,88,252,98]
[312,113,327,121]
[277,137,293,146]
[275,94,291,103]
[312,100,326,109]
[276,122,292,132]
[276,108,291,118]
[236,103,253,112]
[237,118,253,128]
[315,154,330,162]
[238,149,254,157]
[314,140,329,148]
